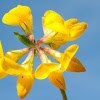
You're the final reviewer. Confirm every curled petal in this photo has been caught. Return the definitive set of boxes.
[35,63,60,79]
[67,57,86,72]
[48,70,66,90]
[69,22,88,40]
[61,45,79,71]
[17,73,35,99]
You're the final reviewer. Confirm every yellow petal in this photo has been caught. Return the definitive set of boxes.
[35,63,60,79]
[49,32,69,50]
[49,43,61,50]
[43,10,64,26]
[61,45,79,71]
[0,59,7,79]
[69,22,88,40]
[1,57,25,76]
[5,48,29,62]
[48,70,66,90]
[46,22,69,34]
[0,69,7,79]
[21,63,34,75]
[67,57,86,72]
[64,18,79,28]
[0,41,4,57]
[2,5,33,30]
[54,52,64,63]
[17,73,35,99]
[2,13,19,25]
[42,24,58,40]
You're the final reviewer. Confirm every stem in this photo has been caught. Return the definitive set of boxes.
[36,35,48,44]
[27,34,35,45]
[22,48,34,64]
[36,48,50,63]
[59,89,67,100]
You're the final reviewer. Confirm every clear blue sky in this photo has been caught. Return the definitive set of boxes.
[0,0,100,100]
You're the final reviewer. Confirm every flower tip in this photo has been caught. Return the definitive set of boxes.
[44,10,54,17]
[18,94,25,99]
[81,22,88,29]
[64,87,67,90]
[2,14,7,24]
[71,44,79,51]
[83,67,86,72]
[17,5,22,7]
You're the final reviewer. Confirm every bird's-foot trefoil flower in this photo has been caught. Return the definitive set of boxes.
[37,10,87,50]
[1,47,35,99]
[2,5,33,35]
[17,48,35,99]
[2,5,35,44]
[35,44,86,90]
[35,48,66,90]
[1,5,87,100]
[40,44,86,72]
[0,42,30,76]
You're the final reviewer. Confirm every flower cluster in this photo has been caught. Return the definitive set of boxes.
[1,5,87,99]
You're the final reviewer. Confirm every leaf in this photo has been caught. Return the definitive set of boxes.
[34,49,38,58]
[14,32,34,47]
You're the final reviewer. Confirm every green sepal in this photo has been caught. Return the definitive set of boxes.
[14,32,34,47]
[34,49,38,58]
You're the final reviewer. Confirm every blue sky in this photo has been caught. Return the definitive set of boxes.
[0,0,100,100]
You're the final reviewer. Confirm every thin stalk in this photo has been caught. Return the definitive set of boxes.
[59,89,67,100]
[27,34,35,45]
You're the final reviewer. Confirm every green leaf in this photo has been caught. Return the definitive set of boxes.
[14,32,34,47]
[34,49,38,58]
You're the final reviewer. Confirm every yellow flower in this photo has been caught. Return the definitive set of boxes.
[17,73,34,99]
[35,49,67,90]
[35,62,66,90]
[17,52,35,99]
[40,44,86,72]
[0,42,29,77]
[2,5,33,34]
[1,49,35,99]
[3,55,35,99]
[39,10,87,50]
[35,44,86,90]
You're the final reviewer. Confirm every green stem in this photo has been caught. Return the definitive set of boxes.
[59,89,67,100]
